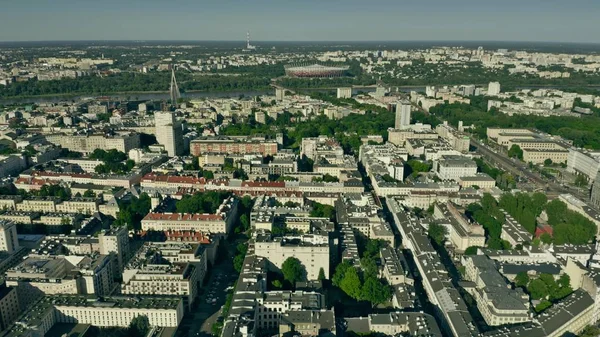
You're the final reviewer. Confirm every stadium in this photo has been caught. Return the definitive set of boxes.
[284,63,349,78]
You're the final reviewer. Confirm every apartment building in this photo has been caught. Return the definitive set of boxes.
[279,310,336,336]
[301,136,343,161]
[462,255,530,326]
[435,155,477,181]
[6,254,114,308]
[45,132,140,154]
[256,291,326,331]
[346,312,442,337]
[16,197,59,213]
[567,149,600,181]
[3,295,183,336]
[523,148,569,165]
[458,173,496,190]
[122,243,200,310]
[500,211,532,247]
[433,202,485,252]
[0,196,23,210]
[436,122,470,153]
[98,226,130,272]
[0,221,19,254]
[254,233,330,281]
[0,283,20,331]
[55,197,99,215]
[190,136,278,157]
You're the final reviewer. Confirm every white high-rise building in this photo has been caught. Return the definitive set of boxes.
[337,87,352,99]
[0,221,18,253]
[395,101,411,129]
[155,111,183,157]
[488,82,501,96]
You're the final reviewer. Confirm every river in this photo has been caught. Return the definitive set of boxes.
[2,85,599,105]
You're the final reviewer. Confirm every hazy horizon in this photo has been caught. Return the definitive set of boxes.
[1,0,599,43]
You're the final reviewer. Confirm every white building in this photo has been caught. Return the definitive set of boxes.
[0,221,19,253]
[254,233,330,281]
[488,81,501,96]
[435,155,477,181]
[395,101,411,129]
[337,87,352,99]
[155,111,183,157]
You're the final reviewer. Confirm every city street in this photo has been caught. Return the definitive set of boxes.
[471,137,590,201]
[176,241,240,337]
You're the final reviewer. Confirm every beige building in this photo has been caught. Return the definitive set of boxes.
[155,111,183,157]
[435,155,477,181]
[458,173,496,190]
[254,233,330,281]
[0,221,19,253]
[99,226,130,272]
[433,202,485,252]
[6,254,114,309]
[0,195,23,211]
[0,284,20,331]
[46,132,140,154]
[462,255,530,326]
[16,197,58,212]
[522,148,569,164]
[122,244,200,310]
[55,197,100,215]
[141,197,238,234]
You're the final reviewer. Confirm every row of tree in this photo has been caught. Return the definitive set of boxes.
[175,191,231,214]
[0,72,273,98]
[514,272,572,313]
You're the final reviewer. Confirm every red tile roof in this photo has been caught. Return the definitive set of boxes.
[143,212,223,221]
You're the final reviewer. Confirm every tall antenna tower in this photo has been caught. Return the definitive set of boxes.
[246,30,256,51]
[169,67,180,105]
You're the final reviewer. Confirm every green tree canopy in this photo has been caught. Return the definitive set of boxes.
[282,257,306,285]
[515,271,530,288]
[428,223,447,245]
[508,144,523,159]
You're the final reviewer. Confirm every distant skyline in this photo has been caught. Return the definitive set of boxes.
[1,0,599,43]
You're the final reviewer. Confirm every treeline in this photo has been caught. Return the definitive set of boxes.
[332,239,392,307]
[113,193,151,230]
[430,100,600,149]
[0,72,273,97]
[175,191,231,214]
[379,61,600,88]
[468,192,596,247]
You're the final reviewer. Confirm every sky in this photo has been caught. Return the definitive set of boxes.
[1,0,599,43]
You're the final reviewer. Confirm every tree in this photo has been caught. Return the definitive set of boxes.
[310,202,335,221]
[428,223,447,245]
[272,280,283,289]
[318,268,326,281]
[528,278,549,300]
[508,144,523,160]
[579,325,600,337]
[332,261,352,287]
[535,300,552,313]
[239,214,250,232]
[515,271,530,288]
[540,233,553,244]
[282,257,305,285]
[128,315,150,337]
[544,158,553,166]
[361,276,392,307]
[340,267,362,300]
[464,246,480,255]
[575,174,588,187]
[360,255,378,278]
[83,189,96,198]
